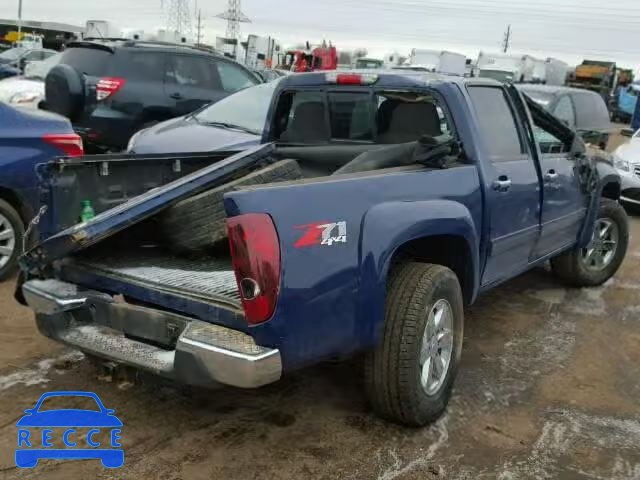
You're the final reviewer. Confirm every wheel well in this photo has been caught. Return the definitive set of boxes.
[601,181,621,200]
[0,187,31,226]
[390,235,474,304]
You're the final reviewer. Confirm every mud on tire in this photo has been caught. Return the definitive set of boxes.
[160,159,302,252]
[364,262,464,427]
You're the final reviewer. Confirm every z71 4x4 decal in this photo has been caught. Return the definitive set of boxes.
[294,221,347,248]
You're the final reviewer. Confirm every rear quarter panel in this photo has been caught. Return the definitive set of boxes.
[224,166,482,370]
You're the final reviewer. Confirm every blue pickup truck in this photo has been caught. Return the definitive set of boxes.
[17,72,628,426]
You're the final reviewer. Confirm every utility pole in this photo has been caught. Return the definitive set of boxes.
[502,24,511,53]
[195,9,204,44]
[17,0,23,35]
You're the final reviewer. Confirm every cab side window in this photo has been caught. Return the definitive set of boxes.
[467,86,524,161]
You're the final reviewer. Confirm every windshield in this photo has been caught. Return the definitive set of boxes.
[193,79,281,134]
[0,48,25,61]
[24,52,61,79]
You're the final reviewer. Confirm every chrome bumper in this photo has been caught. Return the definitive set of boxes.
[22,279,282,389]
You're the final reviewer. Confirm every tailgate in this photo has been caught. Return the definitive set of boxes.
[39,150,240,237]
[24,143,273,270]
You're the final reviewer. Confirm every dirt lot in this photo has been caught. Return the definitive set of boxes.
[0,133,638,479]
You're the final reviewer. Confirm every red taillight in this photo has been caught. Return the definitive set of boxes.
[96,77,126,101]
[227,213,281,325]
[42,134,84,157]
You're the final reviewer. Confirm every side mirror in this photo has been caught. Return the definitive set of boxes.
[24,409,34,414]
[19,58,27,71]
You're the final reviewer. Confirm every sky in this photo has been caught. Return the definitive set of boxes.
[1,0,639,69]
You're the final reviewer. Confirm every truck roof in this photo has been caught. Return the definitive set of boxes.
[276,70,500,89]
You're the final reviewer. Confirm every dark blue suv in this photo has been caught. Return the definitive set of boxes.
[45,40,261,152]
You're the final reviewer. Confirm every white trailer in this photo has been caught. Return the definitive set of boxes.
[85,20,122,39]
[545,58,569,86]
[477,52,541,83]
[244,35,281,70]
[407,49,466,76]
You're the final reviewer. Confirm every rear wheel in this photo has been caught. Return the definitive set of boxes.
[0,199,23,282]
[364,262,464,426]
[551,199,629,287]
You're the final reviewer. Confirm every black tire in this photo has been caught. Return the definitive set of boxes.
[161,159,302,252]
[0,199,24,282]
[364,262,464,426]
[44,64,85,121]
[551,199,629,287]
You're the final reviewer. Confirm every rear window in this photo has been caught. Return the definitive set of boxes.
[274,89,451,144]
[59,47,113,76]
[572,92,610,130]
[328,92,373,141]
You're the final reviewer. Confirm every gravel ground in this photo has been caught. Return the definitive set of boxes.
[0,133,638,479]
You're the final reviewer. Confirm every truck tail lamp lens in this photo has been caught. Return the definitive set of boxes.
[227,213,281,325]
[96,77,126,101]
[326,72,378,85]
[42,134,84,157]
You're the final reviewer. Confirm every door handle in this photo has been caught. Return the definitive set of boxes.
[544,169,559,182]
[170,92,183,100]
[492,176,512,192]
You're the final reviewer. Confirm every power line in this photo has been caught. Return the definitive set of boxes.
[215,0,251,39]
[161,0,191,37]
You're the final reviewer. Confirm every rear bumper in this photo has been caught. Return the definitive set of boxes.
[22,279,282,389]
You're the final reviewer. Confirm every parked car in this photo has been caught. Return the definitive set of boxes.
[0,53,61,109]
[127,79,278,153]
[19,73,626,427]
[518,84,614,149]
[613,129,640,211]
[0,47,57,80]
[44,39,262,153]
[0,103,83,280]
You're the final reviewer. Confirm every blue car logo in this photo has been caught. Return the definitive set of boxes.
[15,391,123,468]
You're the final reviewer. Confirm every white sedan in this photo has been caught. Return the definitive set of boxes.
[613,129,640,209]
[0,53,60,109]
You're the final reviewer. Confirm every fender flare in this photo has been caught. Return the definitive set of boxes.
[357,200,480,347]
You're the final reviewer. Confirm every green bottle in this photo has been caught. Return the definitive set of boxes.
[80,200,95,222]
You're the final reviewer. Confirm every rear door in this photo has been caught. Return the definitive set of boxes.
[110,50,170,125]
[467,85,542,286]
[165,54,227,116]
[527,99,586,257]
